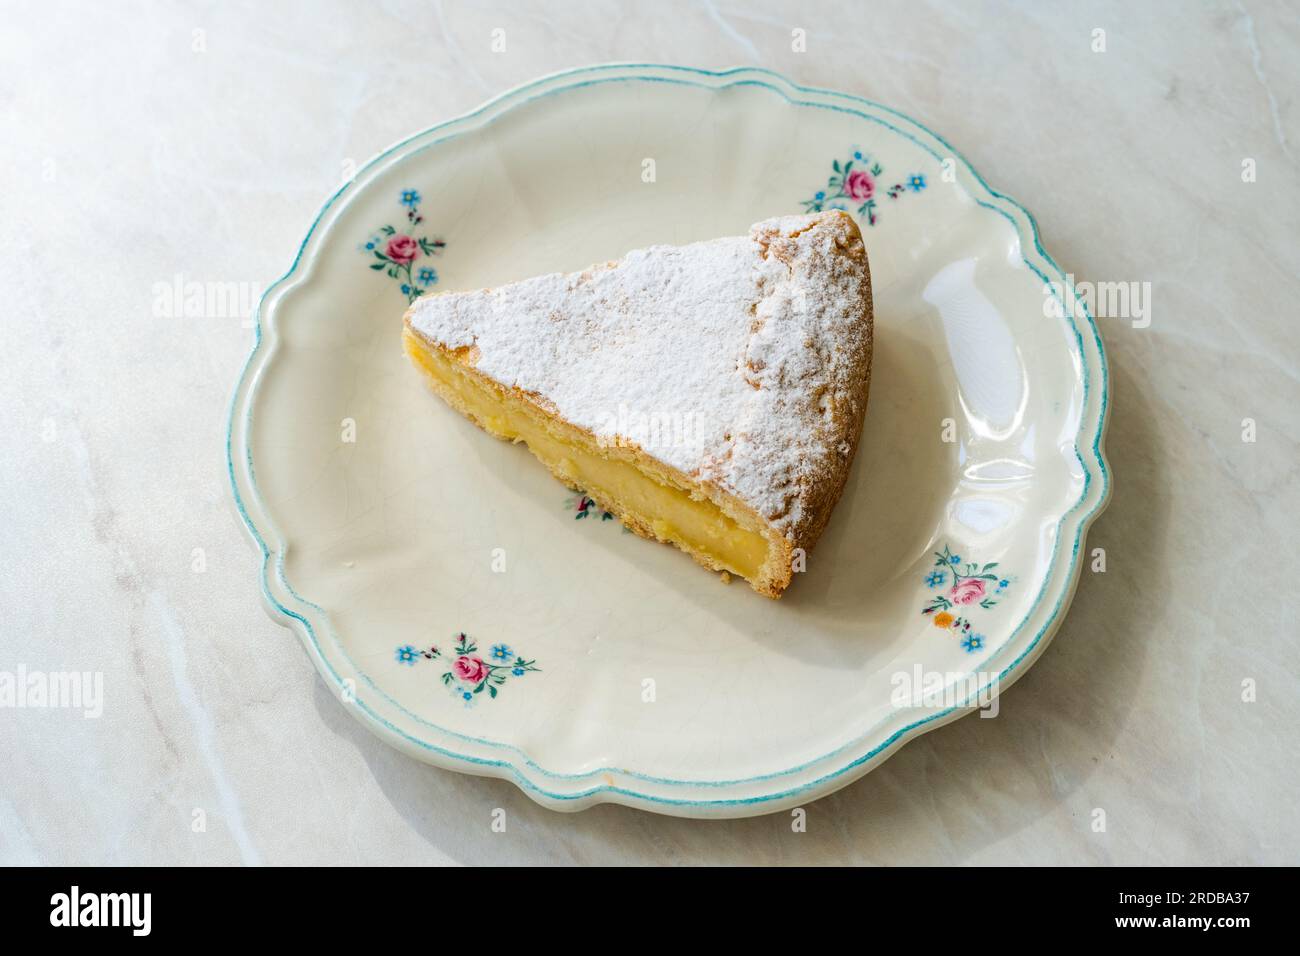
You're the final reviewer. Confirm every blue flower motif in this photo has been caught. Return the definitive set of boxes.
[996,578,1010,593]
[815,190,825,200]
[949,554,961,564]
[395,645,419,665]
[365,241,375,250]
[417,267,438,287]
[400,283,411,295]
[925,571,947,588]
[401,189,421,207]
[908,174,926,192]
[853,151,863,160]
[512,667,525,677]
[490,643,513,662]
[446,679,476,707]
[961,633,985,653]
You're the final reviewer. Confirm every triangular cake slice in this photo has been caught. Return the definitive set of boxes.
[402,211,873,598]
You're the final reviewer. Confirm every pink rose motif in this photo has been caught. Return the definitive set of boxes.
[452,655,488,684]
[950,578,986,605]
[844,168,875,202]
[385,234,419,264]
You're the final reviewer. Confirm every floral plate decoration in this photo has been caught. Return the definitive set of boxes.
[566,493,614,521]
[799,147,927,225]
[362,189,447,302]
[922,545,1014,654]
[396,633,539,705]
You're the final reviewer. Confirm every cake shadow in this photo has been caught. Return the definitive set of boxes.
[779,327,951,617]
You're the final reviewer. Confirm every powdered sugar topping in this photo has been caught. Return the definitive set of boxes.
[407,211,872,533]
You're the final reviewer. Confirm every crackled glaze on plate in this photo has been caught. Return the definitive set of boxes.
[227,64,1110,817]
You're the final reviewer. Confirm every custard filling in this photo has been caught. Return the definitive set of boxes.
[404,330,771,580]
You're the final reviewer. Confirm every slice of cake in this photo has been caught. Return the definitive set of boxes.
[402,210,873,598]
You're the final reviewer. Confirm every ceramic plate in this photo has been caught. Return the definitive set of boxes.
[228,64,1110,817]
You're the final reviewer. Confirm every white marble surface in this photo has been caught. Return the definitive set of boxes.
[3,0,1297,865]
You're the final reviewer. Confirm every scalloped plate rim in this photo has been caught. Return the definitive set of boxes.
[226,63,1112,816]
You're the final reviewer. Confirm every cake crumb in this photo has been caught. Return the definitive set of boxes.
[719,571,732,584]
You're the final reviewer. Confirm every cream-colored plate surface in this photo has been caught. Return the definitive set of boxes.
[228,64,1110,817]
